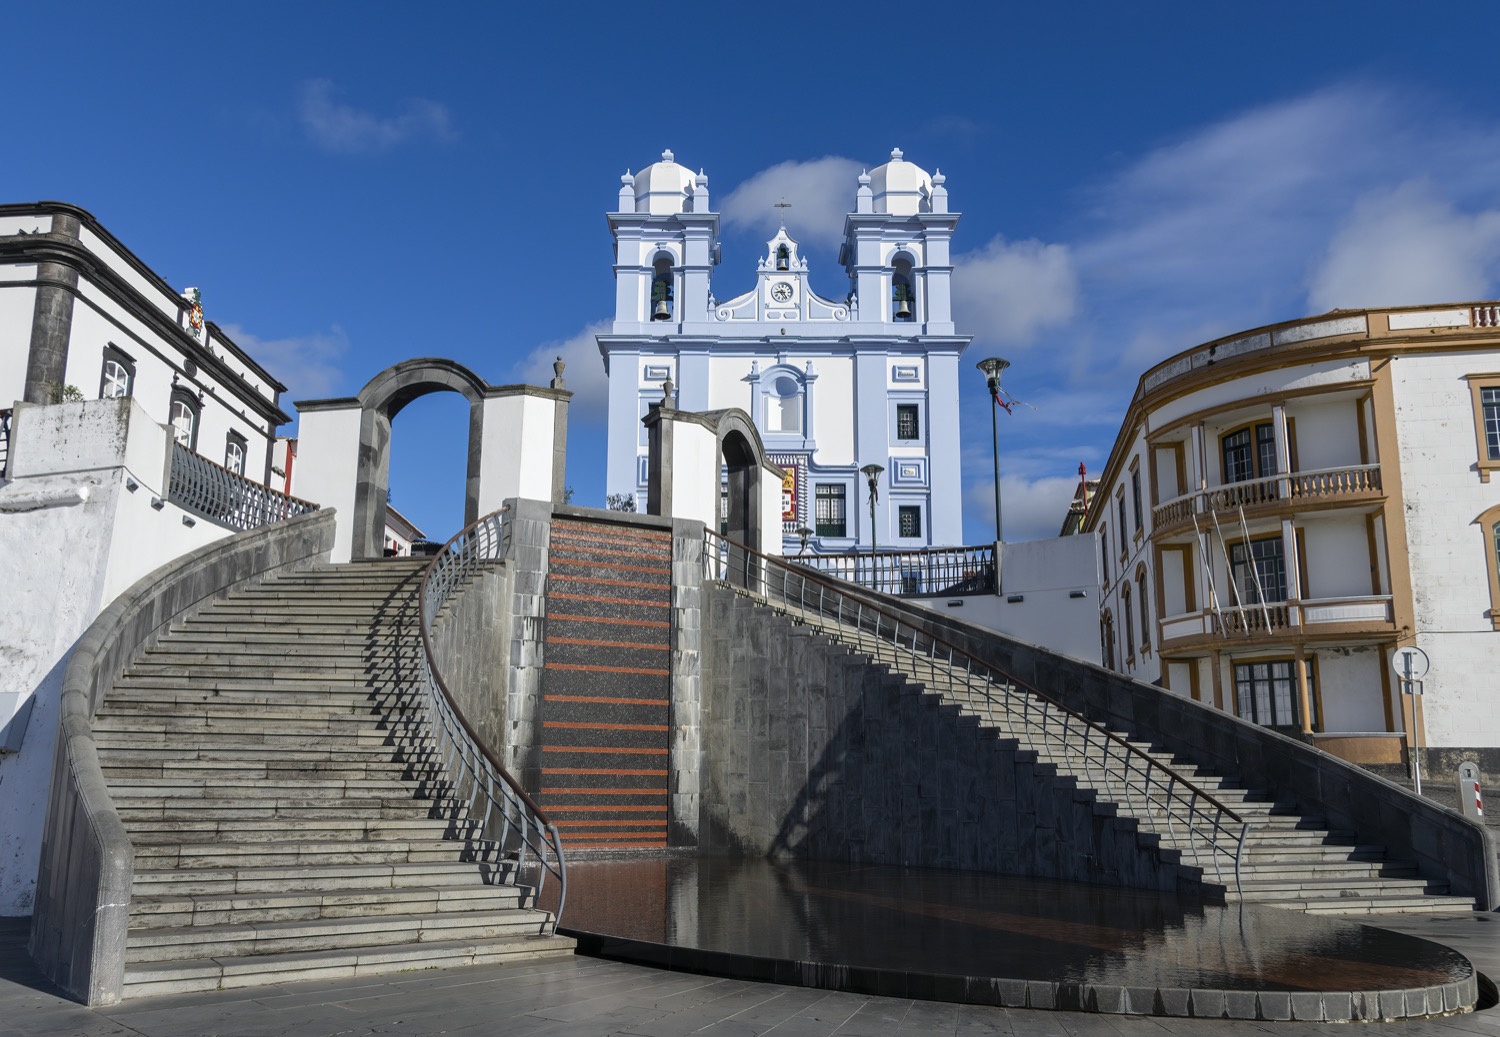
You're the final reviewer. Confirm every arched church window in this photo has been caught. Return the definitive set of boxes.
[650,255,674,321]
[891,255,915,321]
[767,374,802,434]
[776,244,790,271]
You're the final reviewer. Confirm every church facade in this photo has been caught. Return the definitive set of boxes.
[599,150,968,554]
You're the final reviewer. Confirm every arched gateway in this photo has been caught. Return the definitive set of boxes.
[293,358,570,561]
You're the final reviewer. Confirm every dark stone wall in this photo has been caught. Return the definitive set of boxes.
[429,563,509,757]
[699,588,1195,895]
[23,214,82,405]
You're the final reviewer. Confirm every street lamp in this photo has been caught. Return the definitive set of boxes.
[860,463,883,587]
[976,357,1010,543]
[796,525,812,557]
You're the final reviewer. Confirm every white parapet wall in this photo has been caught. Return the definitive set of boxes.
[912,533,1104,665]
[290,403,362,563]
[0,398,228,916]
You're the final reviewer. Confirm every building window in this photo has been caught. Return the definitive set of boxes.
[1233,660,1311,728]
[1116,493,1127,557]
[896,404,920,441]
[1122,585,1135,660]
[169,389,200,450]
[1131,465,1143,532]
[1101,611,1115,670]
[898,505,922,538]
[1221,422,1276,483]
[1468,376,1500,481]
[766,374,802,434]
[815,484,847,538]
[1137,569,1150,650]
[1229,536,1287,604]
[1099,525,1109,586]
[224,432,247,476]
[1480,503,1500,629]
[99,346,135,399]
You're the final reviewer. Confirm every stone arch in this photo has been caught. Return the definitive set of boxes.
[351,358,488,560]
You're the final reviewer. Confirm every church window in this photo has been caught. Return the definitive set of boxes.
[169,389,200,450]
[776,244,790,271]
[898,505,921,538]
[815,484,847,537]
[767,375,802,434]
[225,431,247,476]
[650,255,674,321]
[896,404,920,441]
[891,256,915,321]
[99,346,135,399]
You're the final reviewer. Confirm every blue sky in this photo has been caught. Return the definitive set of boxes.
[10,3,1500,543]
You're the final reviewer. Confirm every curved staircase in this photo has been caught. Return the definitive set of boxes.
[94,558,574,998]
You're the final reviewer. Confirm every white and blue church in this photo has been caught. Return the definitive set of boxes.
[599,149,969,555]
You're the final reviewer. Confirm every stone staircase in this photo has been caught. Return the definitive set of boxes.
[93,558,575,998]
[739,587,1477,916]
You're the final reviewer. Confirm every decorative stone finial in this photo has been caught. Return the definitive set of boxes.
[661,377,675,408]
[621,170,634,184]
[890,147,904,161]
[661,148,675,163]
[551,356,566,390]
[932,168,945,184]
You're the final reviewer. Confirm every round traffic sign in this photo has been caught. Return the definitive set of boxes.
[1391,646,1430,682]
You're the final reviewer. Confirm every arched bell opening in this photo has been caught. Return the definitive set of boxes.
[650,253,675,321]
[891,254,916,322]
[775,243,790,271]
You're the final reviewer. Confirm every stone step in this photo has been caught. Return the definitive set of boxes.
[129,882,523,929]
[1296,896,1480,916]
[124,817,476,844]
[131,837,500,870]
[115,798,465,822]
[132,860,502,898]
[1230,876,1455,900]
[124,906,555,964]
[103,759,445,782]
[96,745,430,766]
[120,931,576,998]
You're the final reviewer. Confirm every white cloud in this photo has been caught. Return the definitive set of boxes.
[953,236,1079,348]
[298,79,456,155]
[721,157,864,252]
[510,320,612,419]
[1307,180,1500,310]
[219,322,349,403]
[965,473,1081,544]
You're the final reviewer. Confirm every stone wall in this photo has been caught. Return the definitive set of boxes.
[699,587,1195,894]
[428,562,510,757]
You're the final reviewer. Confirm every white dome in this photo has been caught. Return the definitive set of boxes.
[868,147,932,216]
[633,149,696,215]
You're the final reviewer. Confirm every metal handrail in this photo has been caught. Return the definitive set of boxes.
[705,529,1250,893]
[797,542,997,597]
[417,506,566,930]
[167,442,318,531]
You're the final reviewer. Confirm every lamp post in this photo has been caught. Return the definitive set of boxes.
[796,525,812,557]
[860,463,883,589]
[976,357,1010,543]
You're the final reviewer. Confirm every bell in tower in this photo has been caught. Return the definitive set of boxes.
[651,256,674,321]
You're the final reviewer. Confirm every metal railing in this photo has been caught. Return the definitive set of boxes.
[167,442,318,531]
[705,529,1250,892]
[795,543,997,597]
[0,407,10,479]
[417,507,566,931]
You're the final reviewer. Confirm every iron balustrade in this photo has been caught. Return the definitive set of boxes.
[167,442,318,531]
[797,543,997,597]
[0,407,10,479]
[705,529,1250,894]
[417,507,567,931]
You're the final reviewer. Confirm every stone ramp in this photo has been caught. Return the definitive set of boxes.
[96,558,574,998]
[537,518,674,850]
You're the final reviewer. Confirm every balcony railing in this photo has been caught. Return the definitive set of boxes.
[795,543,997,598]
[1160,595,1394,644]
[1151,463,1382,534]
[167,442,318,531]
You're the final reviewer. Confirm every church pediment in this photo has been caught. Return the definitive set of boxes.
[713,228,849,324]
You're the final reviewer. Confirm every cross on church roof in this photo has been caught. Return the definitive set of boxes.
[774,198,791,227]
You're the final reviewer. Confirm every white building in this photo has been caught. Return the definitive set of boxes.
[0,203,297,915]
[599,149,968,554]
[1085,303,1500,782]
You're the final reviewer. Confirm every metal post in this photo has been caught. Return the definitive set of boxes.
[976,358,1010,543]
[860,463,883,590]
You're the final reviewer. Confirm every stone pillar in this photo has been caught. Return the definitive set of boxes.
[503,499,552,795]
[669,518,704,846]
[23,214,82,404]
[1294,645,1314,736]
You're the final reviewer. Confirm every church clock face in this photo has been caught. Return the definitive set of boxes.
[770,281,794,303]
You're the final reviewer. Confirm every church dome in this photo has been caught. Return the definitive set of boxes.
[633,149,696,215]
[867,147,932,215]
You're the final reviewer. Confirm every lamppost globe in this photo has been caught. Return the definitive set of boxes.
[976,357,1010,544]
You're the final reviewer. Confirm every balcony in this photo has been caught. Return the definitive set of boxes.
[1159,594,1395,650]
[1151,463,1382,536]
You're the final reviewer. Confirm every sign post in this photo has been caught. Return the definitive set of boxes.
[1457,761,1484,820]
[1391,647,1431,795]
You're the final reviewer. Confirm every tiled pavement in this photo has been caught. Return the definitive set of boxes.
[8,914,1500,1036]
